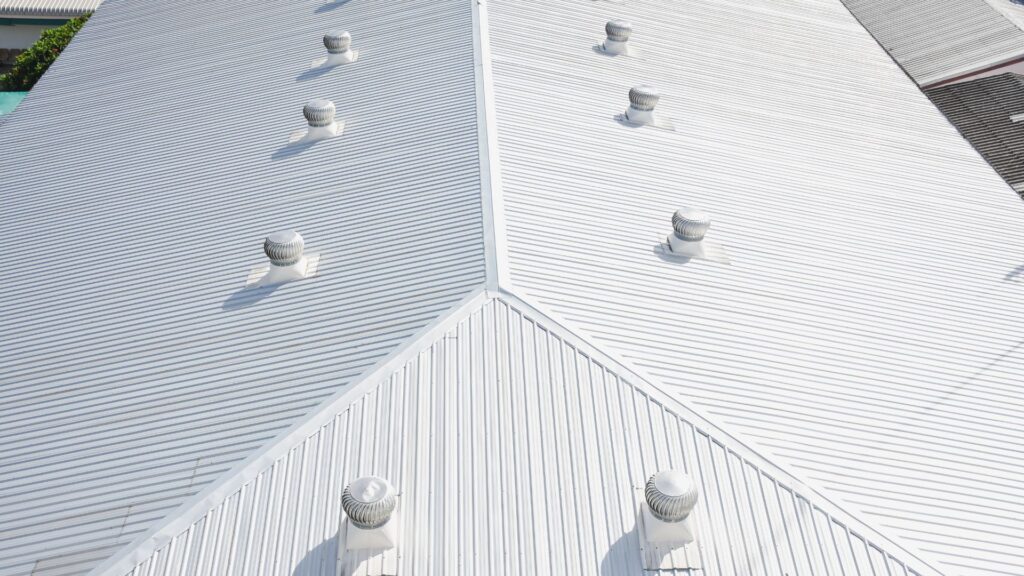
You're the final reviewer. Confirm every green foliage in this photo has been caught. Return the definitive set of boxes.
[0,14,91,91]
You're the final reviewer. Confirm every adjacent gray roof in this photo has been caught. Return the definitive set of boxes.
[926,73,1024,193]
[842,0,1024,85]
[0,0,99,18]
[95,295,944,576]
[0,0,485,574]
[2,0,1024,575]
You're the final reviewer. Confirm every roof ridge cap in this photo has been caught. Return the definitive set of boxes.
[471,0,511,290]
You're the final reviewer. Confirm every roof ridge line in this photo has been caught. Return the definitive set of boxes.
[472,0,511,290]
[495,285,951,576]
[84,285,494,576]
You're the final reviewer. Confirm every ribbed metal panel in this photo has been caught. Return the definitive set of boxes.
[489,1,1024,575]
[926,73,1024,193]
[987,0,1024,31]
[0,0,100,18]
[0,1,485,575]
[119,297,933,576]
[841,0,1024,85]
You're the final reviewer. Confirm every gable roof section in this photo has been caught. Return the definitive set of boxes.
[0,0,486,574]
[841,0,1024,85]
[487,0,1024,575]
[926,72,1024,194]
[90,294,945,576]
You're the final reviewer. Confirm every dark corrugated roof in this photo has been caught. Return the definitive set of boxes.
[926,73,1024,193]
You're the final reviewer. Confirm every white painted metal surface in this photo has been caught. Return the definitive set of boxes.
[0,0,99,17]
[488,1,1024,575]
[843,0,1024,85]
[0,0,486,574]
[110,297,941,576]
[3,0,1022,574]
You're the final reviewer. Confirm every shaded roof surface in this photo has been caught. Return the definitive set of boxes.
[1,0,1023,575]
[489,1,1024,575]
[842,0,1024,85]
[926,73,1024,192]
[0,0,486,574]
[99,295,942,576]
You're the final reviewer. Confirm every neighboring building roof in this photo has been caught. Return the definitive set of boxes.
[842,0,1024,85]
[0,0,486,574]
[986,0,1024,32]
[0,0,100,18]
[926,73,1024,194]
[94,295,944,576]
[2,0,1023,575]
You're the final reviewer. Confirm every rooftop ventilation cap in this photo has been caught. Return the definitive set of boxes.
[602,20,633,55]
[342,476,397,530]
[645,470,699,523]
[606,19,633,42]
[264,230,305,266]
[629,85,659,112]
[303,99,335,127]
[316,30,359,67]
[662,207,730,264]
[324,30,352,54]
[290,99,344,143]
[624,85,662,126]
[244,226,319,284]
[249,230,318,286]
[672,207,711,242]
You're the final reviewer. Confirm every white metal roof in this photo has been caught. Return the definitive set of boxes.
[91,294,945,576]
[0,0,99,18]
[1,0,1022,575]
[0,0,486,574]
[489,1,1024,574]
[842,0,1024,85]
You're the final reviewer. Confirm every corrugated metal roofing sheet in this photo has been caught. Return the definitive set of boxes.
[842,0,1024,85]
[926,73,1024,192]
[0,0,99,18]
[488,0,1024,575]
[986,0,1024,30]
[0,0,486,574]
[99,296,943,576]
[4,0,1023,574]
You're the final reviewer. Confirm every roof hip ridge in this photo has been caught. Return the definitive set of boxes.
[494,284,952,576]
[84,286,494,576]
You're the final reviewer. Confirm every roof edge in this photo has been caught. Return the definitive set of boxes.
[921,52,1024,88]
[0,11,78,18]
